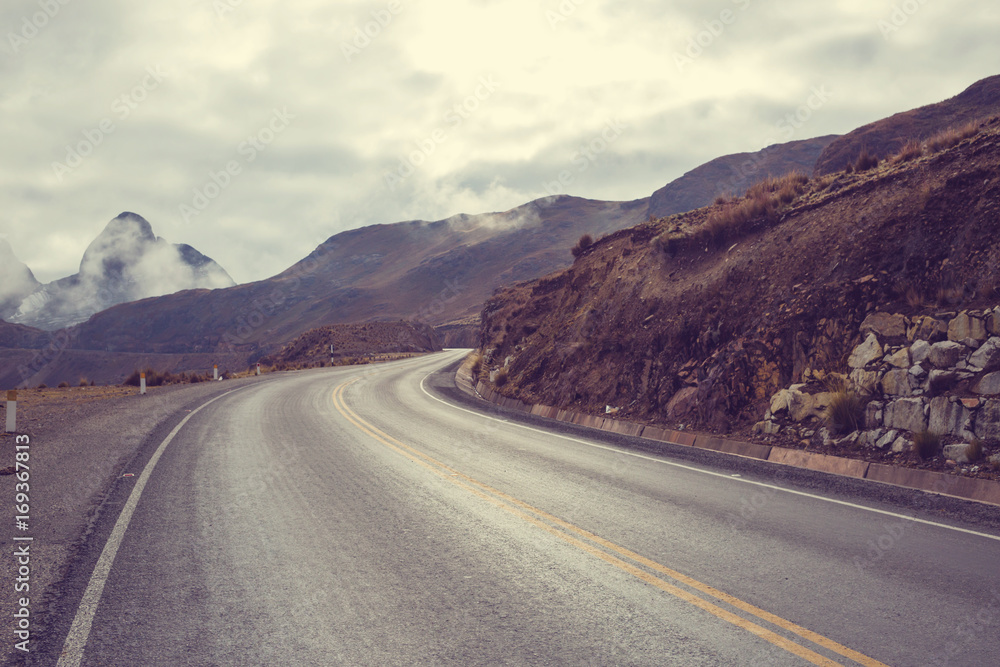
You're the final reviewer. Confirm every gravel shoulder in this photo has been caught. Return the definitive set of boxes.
[0,375,272,665]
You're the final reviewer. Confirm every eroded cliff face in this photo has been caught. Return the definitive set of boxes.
[478,118,1000,435]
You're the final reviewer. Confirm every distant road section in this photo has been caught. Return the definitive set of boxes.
[40,351,1000,666]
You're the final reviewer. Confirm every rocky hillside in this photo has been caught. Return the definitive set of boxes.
[262,321,441,368]
[814,74,1000,175]
[477,117,1000,448]
[647,136,838,218]
[7,212,235,330]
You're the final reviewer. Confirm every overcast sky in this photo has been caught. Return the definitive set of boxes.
[1,0,997,284]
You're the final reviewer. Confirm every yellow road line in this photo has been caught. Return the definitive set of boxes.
[332,379,888,667]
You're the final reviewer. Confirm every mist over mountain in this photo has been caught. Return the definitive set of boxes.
[0,239,40,319]
[7,212,235,331]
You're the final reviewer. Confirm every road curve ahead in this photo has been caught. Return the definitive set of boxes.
[41,351,1000,666]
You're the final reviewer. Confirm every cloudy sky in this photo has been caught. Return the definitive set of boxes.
[1,0,997,285]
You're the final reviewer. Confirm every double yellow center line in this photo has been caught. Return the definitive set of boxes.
[332,378,888,667]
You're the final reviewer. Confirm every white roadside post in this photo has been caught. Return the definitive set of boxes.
[256,363,261,376]
[213,365,219,381]
[330,345,334,365]
[140,372,146,395]
[5,390,16,433]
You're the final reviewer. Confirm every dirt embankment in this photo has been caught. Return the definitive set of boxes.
[478,118,1000,448]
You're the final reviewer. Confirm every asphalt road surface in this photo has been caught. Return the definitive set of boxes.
[32,351,1000,665]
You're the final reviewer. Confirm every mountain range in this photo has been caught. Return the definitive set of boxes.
[2,74,997,388]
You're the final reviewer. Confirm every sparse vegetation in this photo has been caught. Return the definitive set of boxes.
[825,391,864,435]
[78,378,91,387]
[891,139,924,164]
[57,381,70,388]
[966,439,983,463]
[470,353,483,380]
[926,120,980,153]
[494,367,509,387]
[571,233,594,258]
[913,430,941,460]
[853,149,879,172]
[691,172,809,250]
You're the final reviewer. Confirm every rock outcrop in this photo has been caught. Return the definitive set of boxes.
[758,308,1000,458]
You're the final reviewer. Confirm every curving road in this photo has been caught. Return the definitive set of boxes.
[35,351,1000,666]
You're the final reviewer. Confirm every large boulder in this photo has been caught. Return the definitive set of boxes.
[910,340,931,366]
[972,372,1000,396]
[861,312,907,338]
[909,316,948,342]
[943,443,973,464]
[850,369,879,393]
[974,400,1000,442]
[928,397,972,438]
[928,341,966,368]
[881,369,915,396]
[884,348,911,368]
[666,387,699,420]
[884,398,928,433]
[969,337,1000,372]
[987,309,1000,335]
[848,334,883,369]
[948,312,987,343]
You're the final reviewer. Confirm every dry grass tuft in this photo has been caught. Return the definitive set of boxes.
[966,439,983,463]
[853,149,879,172]
[693,172,808,250]
[913,430,941,460]
[891,139,924,164]
[825,391,864,435]
[571,233,594,258]
[926,120,981,153]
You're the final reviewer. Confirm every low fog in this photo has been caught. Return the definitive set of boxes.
[5,213,234,331]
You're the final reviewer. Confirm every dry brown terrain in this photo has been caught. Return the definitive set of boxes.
[478,117,1000,480]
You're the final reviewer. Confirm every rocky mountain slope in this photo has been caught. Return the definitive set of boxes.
[263,321,442,368]
[477,117,1000,449]
[814,75,1000,175]
[6,212,235,330]
[647,136,838,218]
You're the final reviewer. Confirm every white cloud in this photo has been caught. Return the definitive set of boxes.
[0,0,997,286]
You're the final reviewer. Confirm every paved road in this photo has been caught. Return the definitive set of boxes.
[34,351,1000,665]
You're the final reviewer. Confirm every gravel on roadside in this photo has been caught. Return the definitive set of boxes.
[0,375,271,665]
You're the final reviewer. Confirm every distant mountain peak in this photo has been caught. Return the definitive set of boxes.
[8,213,235,330]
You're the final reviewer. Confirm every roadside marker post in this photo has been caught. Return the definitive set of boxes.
[5,390,16,433]
[140,373,146,395]
[256,363,261,376]
[213,365,219,381]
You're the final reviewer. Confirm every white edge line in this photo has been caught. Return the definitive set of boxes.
[56,386,252,667]
[419,366,1000,544]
